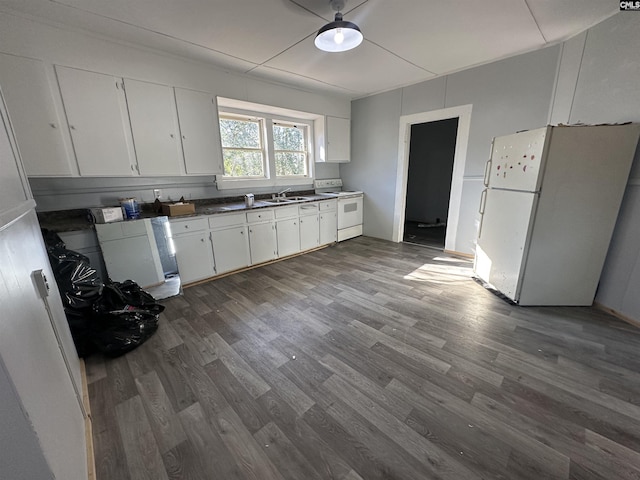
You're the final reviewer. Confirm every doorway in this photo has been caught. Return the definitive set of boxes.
[392,105,472,253]
[403,118,459,249]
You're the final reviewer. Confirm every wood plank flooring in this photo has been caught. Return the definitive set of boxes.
[86,236,640,480]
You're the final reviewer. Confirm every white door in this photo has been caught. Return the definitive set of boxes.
[175,88,224,175]
[248,222,277,265]
[487,127,548,191]
[327,116,350,162]
[173,232,216,284]
[124,78,183,176]
[55,66,136,176]
[319,211,337,245]
[0,54,72,176]
[300,214,319,251]
[276,218,300,257]
[475,189,538,302]
[211,226,250,274]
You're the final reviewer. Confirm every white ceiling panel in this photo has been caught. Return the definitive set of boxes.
[356,0,545,74]
[51,0,325,64]
[264,36,434,95]
[525,0,617,42]
[0,0,618,98]
[249,65,356,96]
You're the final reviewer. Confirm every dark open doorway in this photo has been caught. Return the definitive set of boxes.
[403,117,459,249]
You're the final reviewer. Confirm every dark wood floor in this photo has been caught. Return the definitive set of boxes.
[86,236,640,480]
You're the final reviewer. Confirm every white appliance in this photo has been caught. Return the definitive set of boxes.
[315,178,363,241]
[474,124,640,306]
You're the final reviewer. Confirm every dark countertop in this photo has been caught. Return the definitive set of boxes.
[38,192,338,232]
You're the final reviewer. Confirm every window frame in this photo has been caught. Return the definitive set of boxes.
[219,113,268,179]
[216,106,314,190]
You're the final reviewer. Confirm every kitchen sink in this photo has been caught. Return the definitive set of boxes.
[261,196,310,205]
[261,198,293,204]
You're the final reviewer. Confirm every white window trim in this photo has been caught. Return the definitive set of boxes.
[216,107,314,191]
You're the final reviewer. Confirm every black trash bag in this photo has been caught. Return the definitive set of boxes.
[42,229,103,309]
[41,229,164,358]
[90,280,164,357]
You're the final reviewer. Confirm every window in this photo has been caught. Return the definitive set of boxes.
[273,122,308,177]
[219,115,266,177]
[216,107,313,189]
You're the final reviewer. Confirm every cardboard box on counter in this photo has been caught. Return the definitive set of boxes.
[161,202,196,217]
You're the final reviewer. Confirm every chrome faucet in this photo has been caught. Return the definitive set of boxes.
[276,187,291,198]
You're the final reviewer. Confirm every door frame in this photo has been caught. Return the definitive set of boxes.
[392,104,472,252]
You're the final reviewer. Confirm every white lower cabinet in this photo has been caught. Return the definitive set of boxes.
[276,218,300,257]
[172,232,216,284]
[211,226,250,274]
[249,222,277,265]
[300,214,320,251]
[320,211,338,245]
[171,201,338,283]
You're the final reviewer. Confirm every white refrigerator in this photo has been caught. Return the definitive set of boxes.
[474,124,640,306]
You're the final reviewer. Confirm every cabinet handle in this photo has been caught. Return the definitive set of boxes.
[49,123,57,129]
[182,135,186,139]
[249,229,252,233]
[185,225,189,229]
[200,238,204,242]
[70,125,76,130]
[170,133,175,138]
[240,230,244,235]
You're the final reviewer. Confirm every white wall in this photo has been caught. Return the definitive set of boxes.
[343,45,560,252]
[0,12,346,210]
[552,14,640,321]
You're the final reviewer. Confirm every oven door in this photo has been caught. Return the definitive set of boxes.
[337,196,363,229]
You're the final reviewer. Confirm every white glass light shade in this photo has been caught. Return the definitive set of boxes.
[315,18,363,52]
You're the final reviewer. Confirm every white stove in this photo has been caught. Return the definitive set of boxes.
[315,179,363,241]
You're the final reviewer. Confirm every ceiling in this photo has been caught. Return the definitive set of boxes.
[0,0,617,99]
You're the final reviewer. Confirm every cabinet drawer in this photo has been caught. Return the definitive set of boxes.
[274,206,298,219]
[319,199,337,211]
[247,209,274,223]
[209,212,245,229]
[299,203,319,215]
[170,216,208,234]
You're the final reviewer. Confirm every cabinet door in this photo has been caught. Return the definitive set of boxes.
[55,66,136,176]
[319,211,337,245]
[211,226,250,274]
[175,88,224,175]
[300,214,319,251]
[248,222,277,265]
[276,218,300,258]
[0,54,72,176]
[124,79,183,176]
[173,232,216,284]
[327,116,350,163]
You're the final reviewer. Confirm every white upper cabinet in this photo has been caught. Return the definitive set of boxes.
[175,88,224,175]
[56,66,136,176]
[315,115,350,163]
[124,78,184,176]
[0,55,72,176]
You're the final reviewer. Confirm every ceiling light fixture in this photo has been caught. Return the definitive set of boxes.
[314,0,363,53]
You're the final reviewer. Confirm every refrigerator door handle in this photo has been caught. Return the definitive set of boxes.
[479,188,488,215]
[483,159,492,187]
[477,188,488,239]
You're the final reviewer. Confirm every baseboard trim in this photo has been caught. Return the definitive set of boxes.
[593,302,640,329]
[80,359,96,480]
[444,249,474,259]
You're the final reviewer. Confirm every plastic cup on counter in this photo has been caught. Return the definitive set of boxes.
[119,197,140,219]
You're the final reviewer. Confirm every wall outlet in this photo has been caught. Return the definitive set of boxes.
[153,189,161,200]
